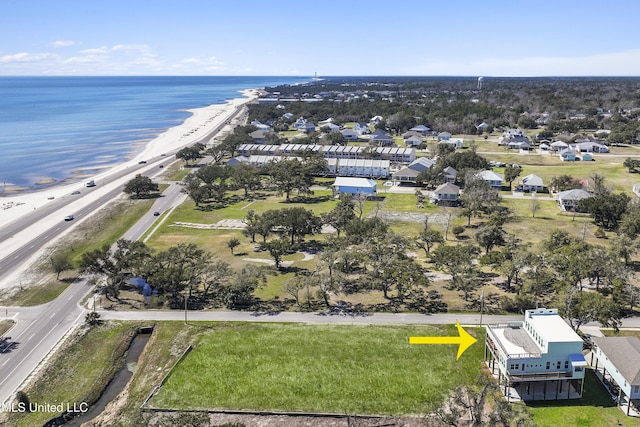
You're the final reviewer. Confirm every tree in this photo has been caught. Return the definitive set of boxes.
[503,165,522,191]
[558,288,621,332]
[221,264,265,308]
[475,224,506,254]
[182,174,210,207]
[264,238,290,269]
[416,226,444,256]
[619,198,640,238]
[530,196,540,218]
[460,173,501,225]
[269,207,322,245]
[149,243,210,300]
[51,252,73,280]
[321,195,356,238]
[201,260,233,299]
[549,174,582,192]
[580,193,630,230]
[176,145,201,165]
[123,175,159,198]
[623,157,640,173]
[227,237,240,255]
[431,244,482,301]
[231,163,261,198]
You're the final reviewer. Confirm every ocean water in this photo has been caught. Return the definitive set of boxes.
[0,76,307,191]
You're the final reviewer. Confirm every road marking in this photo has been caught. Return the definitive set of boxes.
[49,312,56,319]
[28,333,35,341]
[1,359,9,366]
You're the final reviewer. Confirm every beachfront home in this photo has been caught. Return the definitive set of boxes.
[590,336,640,416]
[332,177,377,197]
[557,189,592,212]
[485,308,587,401]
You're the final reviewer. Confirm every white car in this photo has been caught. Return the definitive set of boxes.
[64,214,74,221]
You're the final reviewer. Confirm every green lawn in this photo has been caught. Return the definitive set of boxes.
[528,369,640,427]
[152,323,485,415]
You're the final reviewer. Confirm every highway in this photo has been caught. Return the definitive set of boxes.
[0,102,246,406]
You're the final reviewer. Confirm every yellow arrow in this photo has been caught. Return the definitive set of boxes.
[409,321,477,360]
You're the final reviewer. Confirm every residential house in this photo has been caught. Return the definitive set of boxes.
[250,120,272,131]
[341,128,358,141]
[405,135,423,147]
[559,149,578,161]
[320,123,340,133]
[402,130,423,140]
[293,117,316,133]
[370,115,383,125]
[370,129,394,146]
[485,308,587,401]
[437,131,452,141]
[439,138,463,149]
[590,336,640,416]
[581,153,594,161]
[476,122,489,131]
[478,170,504,188]
[319,117,336,125]
[430,183,460,206]
[226,156,249,167]
[282,112,294,120]
[249,129,271,144]
[520,174,545,192]
[550,141,569,151]
[409,125,431,135]
[354,122,371,136]
[570,140,610,153]
[443,166,457,184]
[392,157,436,183]
[508,139,530,150]
[557,189,592,212]
[337,159,389,178]
[332,177,377,196]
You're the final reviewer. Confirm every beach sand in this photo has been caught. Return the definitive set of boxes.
[0,89,257,290]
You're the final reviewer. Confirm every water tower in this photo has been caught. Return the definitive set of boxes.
[477,76,484,90]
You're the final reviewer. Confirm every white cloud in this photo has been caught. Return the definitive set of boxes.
[50,40,76,48]
[0,52,58,63]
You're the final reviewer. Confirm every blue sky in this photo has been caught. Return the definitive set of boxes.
[1,0,639,76]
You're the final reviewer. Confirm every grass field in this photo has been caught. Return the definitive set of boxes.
[152,323,485,415]
[528,369,640,427]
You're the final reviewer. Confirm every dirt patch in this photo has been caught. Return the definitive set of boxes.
[145,411,427,427]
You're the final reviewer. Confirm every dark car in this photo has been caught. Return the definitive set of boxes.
[153,211,160,216]
[71,191,81,195]
[138,160,147,164]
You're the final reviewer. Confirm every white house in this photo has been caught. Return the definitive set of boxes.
[478,170,504,188]
[430,183,460,206]
[520,174,545,192]
[341,129,358,141]
[557,189,592,212]
[590,336,640,416]
[485,308,587,401]
[354,122,370,136]
[570,140,609,153]
[550,141,569,151]
[332,177,377,196]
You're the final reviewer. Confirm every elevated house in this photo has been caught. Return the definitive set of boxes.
[485,308,587,401]
[405,135,423,147]
[430,183,460,206]
[520,174,545,192]
[590,336,640,416]
[354,122,371,136]
[443,166,457,184]
[341,128,358,141]
[557,188,592,212]
[478,170,504,188]
[409,125,431,135]
[370,129,394,147]
[392,157,436,183]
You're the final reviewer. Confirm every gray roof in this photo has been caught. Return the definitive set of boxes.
[558,188,591,201]
[434,182,460,195]
[592,336,640,385]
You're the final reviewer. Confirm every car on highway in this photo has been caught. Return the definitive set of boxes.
[64,214,74,221]
[153,211,160,216]
[138,160,147,164]
[159,164,164,168]
[71,190,81,195]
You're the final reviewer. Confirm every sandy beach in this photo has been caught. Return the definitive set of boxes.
[0,89,257,290]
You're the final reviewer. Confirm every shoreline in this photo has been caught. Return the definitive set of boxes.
[0,88,258,226]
